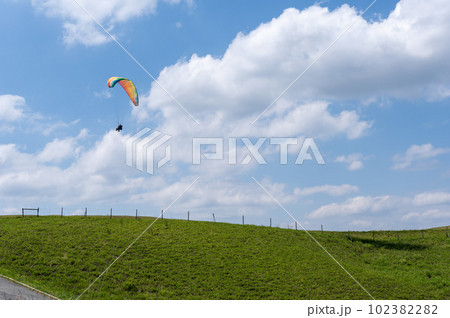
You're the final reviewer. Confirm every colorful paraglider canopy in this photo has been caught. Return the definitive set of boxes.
[107,77,139,106]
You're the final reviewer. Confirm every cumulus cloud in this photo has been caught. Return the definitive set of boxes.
[94,90,112,99]
[140,0,450,127]
[309,190,450,228]
[1,125,448,230]
[6,0,450,230]
[252,101,372,140]
[412,191,450,206]
[294,184,359,196]
[393,144,450,170]
[0,129,282,212]
[235,180,359,208]
[0,123,361,216]
[0,95,26,122]
[335,153,365,170]
[402,209,450,221]
[131,177,277,217]
[309,195,403,218]
[0,94,81,136]
[37,129,88,163]
[31,0,193,46]
[0,131,138,205]
[129,0,450,155]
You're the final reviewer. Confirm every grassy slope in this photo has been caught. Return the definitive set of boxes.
[0,216,448,299]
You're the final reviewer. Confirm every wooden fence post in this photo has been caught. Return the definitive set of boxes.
[270,218,272,227]
[372,232,375,241]
[321,224,323,234]
[84,207,87,218]
[242,215,244,225]
[110,208,112,219]
[348,230,352,241]
[212,213,216,223]
[161,209,164,219]
[295,222,297,230]
[136,209,138,220]
[22,208,24,218]
[187,211,190,221]
[37,208,39,217]
[61,207,63,217]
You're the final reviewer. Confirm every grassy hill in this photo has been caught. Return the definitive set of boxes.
[0,216,448,299]
[430,225,450,230]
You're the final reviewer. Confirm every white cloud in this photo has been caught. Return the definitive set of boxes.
[0,131,137,205]
[0,125,360,216]
[141,0,450,125]
[348,161,363,171]
[31,0,192,46]
[402,208,450,221]
[309,195,405,218]
[0,129,280,212]
[131,177,277,217]
[413,191,450,206]
[0,95,26,121]
[0,144,34,170]
[37,119,81,137]
[294,184,359,197]
[133,0,450,149]
[37,129,88,163]
[335,153,365,170]
[1,125,448,230]
[310,190,450,227]
[393,144,450,170]
[5,0,450,231]
[0,94,81,136]
[252,101,372,140]
[94,90,112,99]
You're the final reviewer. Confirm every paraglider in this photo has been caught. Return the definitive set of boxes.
[107,77,139,132]
[107,77,139,106]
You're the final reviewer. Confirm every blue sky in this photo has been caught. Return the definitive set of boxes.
[1,0,449,230]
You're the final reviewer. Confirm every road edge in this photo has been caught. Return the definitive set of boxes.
[0,273,60,300]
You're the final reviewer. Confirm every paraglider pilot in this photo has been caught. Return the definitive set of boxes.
[107,76,139,133]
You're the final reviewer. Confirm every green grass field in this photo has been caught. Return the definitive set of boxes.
[0,216,448,299]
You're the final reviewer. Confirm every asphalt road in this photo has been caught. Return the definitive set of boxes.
[0,276,52,300]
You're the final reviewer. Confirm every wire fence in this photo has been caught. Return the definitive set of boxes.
[7,206,314,230]
[3,206,450,237]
